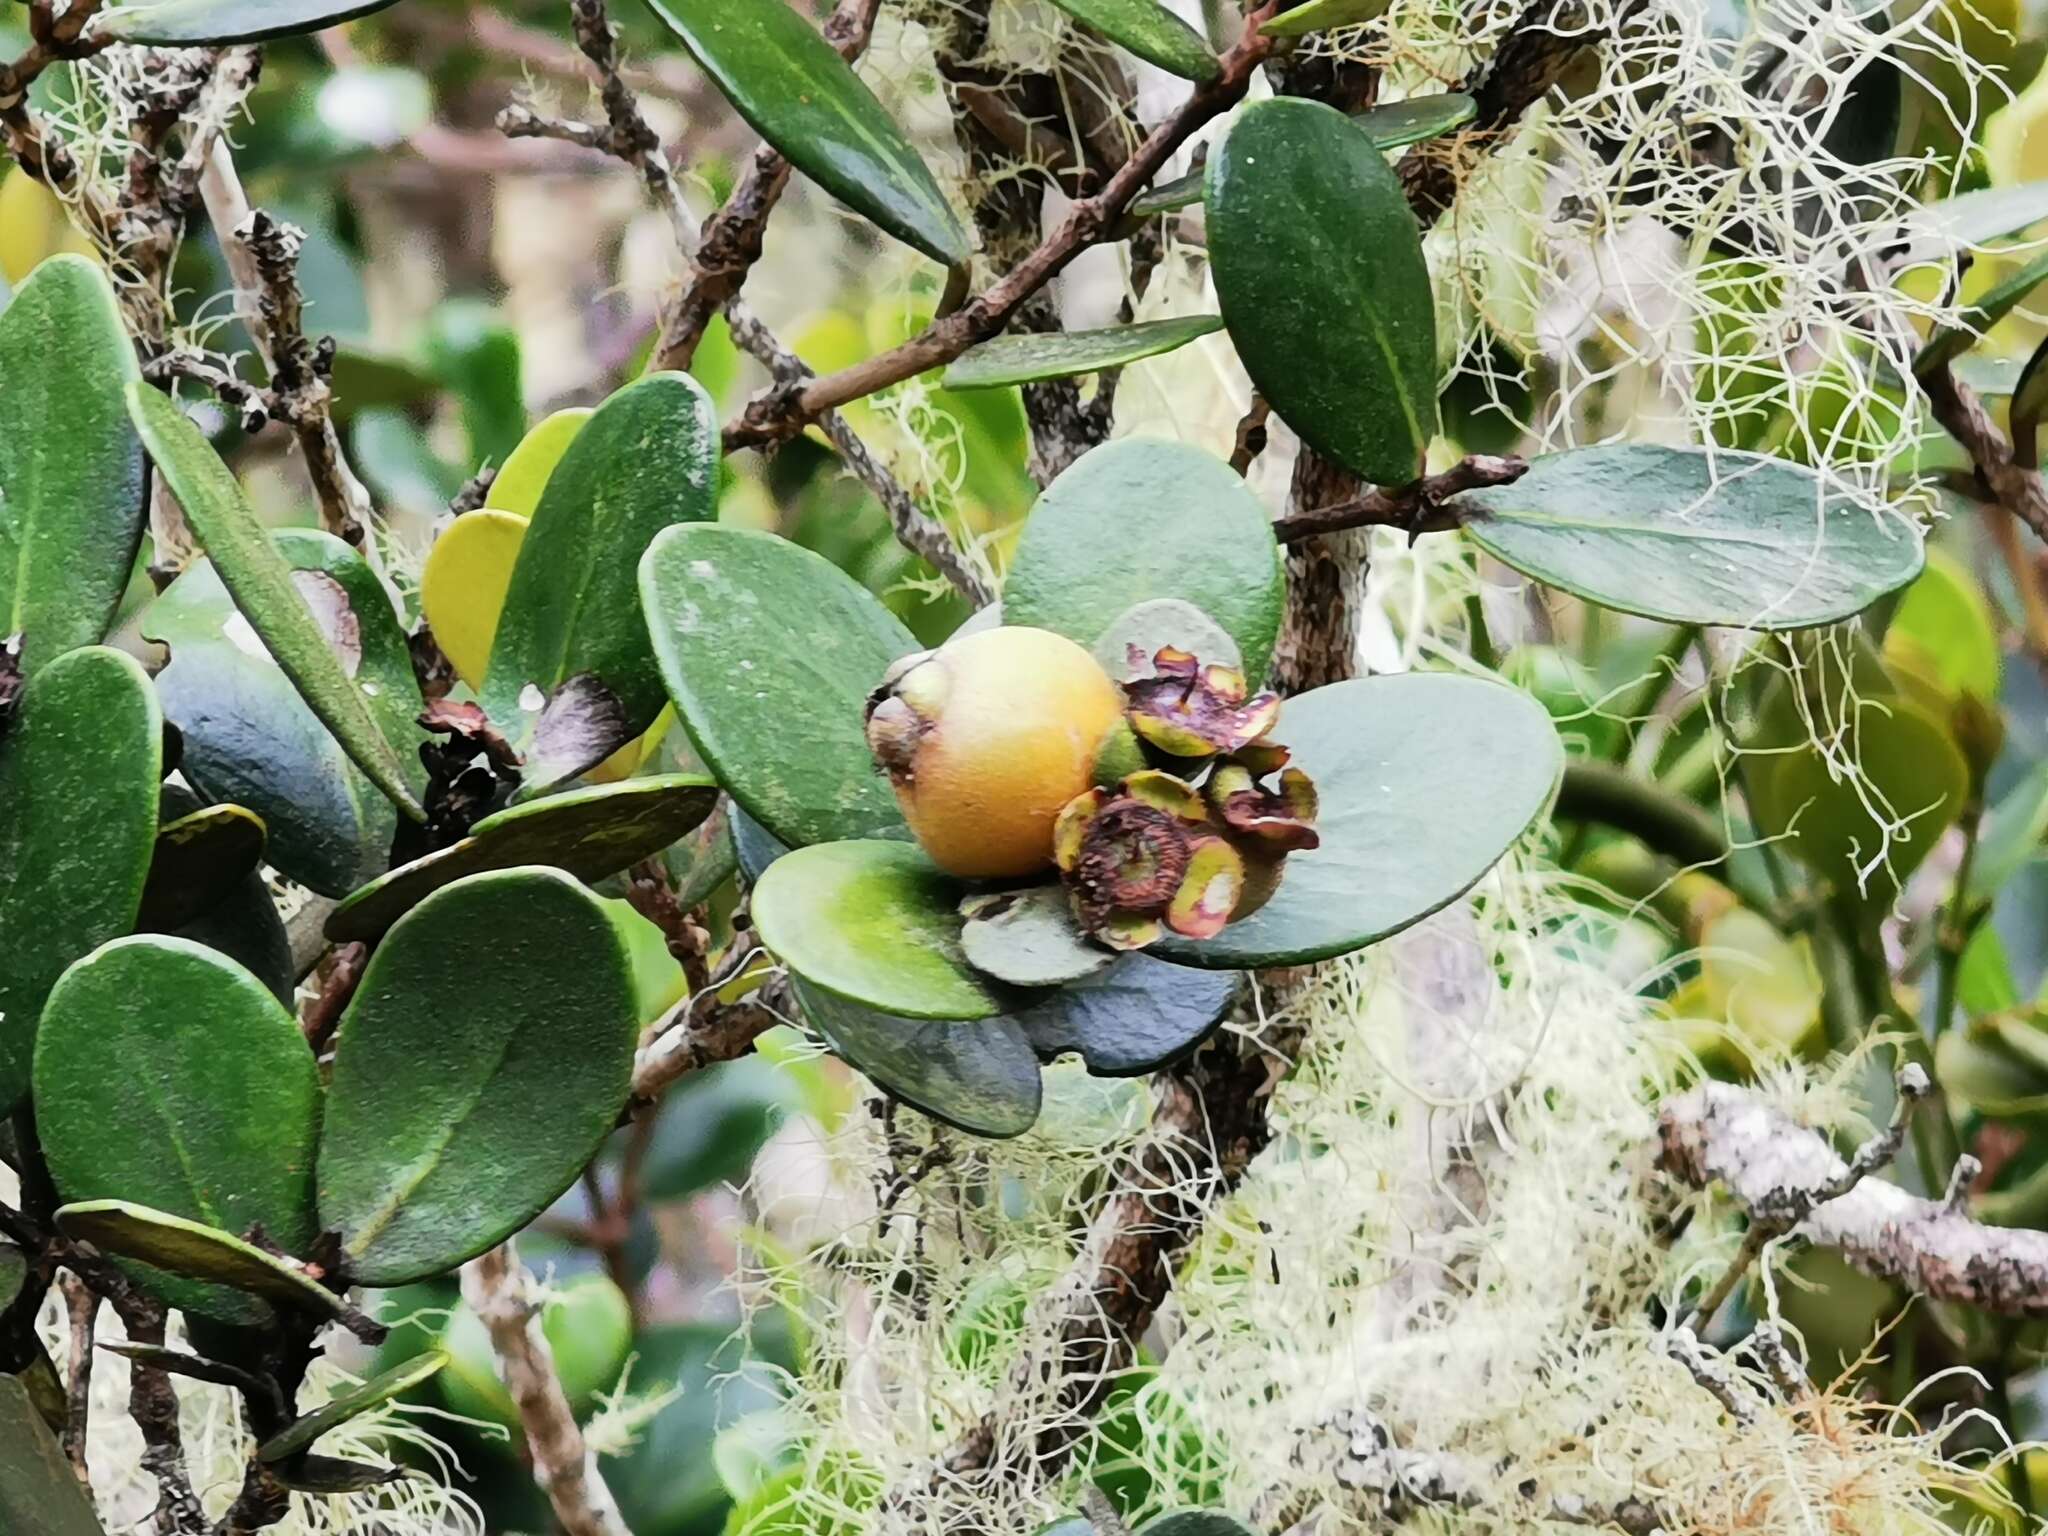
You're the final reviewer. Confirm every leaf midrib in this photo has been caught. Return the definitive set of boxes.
[339,1028,519,1260]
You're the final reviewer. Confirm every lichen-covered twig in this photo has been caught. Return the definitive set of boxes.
[1659,1073,2048,1316]
[460,1241,632,1536]
[58,1273,94,1479]
[199,177,378,549]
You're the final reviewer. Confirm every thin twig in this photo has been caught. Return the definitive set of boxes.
[460,1242,631,1536]
[58,1273,94,1479]
[1271,454,1528,542]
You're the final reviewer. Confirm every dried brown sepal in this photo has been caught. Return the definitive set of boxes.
[1054,787,1110,873]
[1229,738,1291,776]
[1123,768,1211,824]
[1166,836,1244,940]
[1125,646,1281,758]
[1209,763,1321,852]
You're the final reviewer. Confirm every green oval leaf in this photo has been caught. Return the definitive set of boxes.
[1896,180,2048,265]
[794,980,1042,1137]
[1044,0,1220,80]
[136,802,266,931]
[482,372,720,784]
[1451,445,1926,628]
[1354,93,1478,147]
[266,1455,406,1495]
[1003,438,1285,685]
[318,867,638,1285]
[1207,97,1437,485]
[642,524,918,848]
[1156,674,1560,968]
[258,1351,450,1464]
[1260,0,1392,36]
[35,937,321,1324]
[0,646,161,1115]
[1093,598,1242,679]
[960,886,1113,986]
[325,773,719,942]
[1883,546,1999,702]
[53,1201,344,1320]
[127,383,424,821]
[644,0,970,266]
[754,841,1002,1020]
[942,316,1223,391]
[0,255,144,673]
[95,0,405,44]
[0,1373,107,1536]
[142,529,425,895]
[1012,952,1236,1075]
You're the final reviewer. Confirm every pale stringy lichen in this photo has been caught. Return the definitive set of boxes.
[733,866,2017,1536]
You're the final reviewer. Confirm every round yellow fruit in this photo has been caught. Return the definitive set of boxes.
[866,626,1124,880]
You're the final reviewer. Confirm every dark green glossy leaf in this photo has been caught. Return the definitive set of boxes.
[318,867,639,1285]
[142,529,426,895]
[96,1342,268,1392]
[0,646,161,1115]
[1207,97,1437,485]
[644,0,970,266]
[1156,674,1560,968]
[0,255,144,672]
[731,804,793,883]
[1452,445,1925,627]
[127,384,424,820]
[942,316,1222,390]
[482,372,719,784]
[136,802,266,931]
[642,524,919,848]
[1044,0,1219,80]
[258,1352,449,1463]
[1355,93,1477,146]
[1261,0,1391,35]
[96,0,404,44]
[0,1246,21,1313]
[1012,952,1236,1075]
[35,937,321,1324]
[53,1202,344,1320]
[795,981,1042,1137]
[144,786,294,1005]
[1004,438,1285,684]
[0,1373,106,1536]
[753,841,1002,1020]
[1916,249,2048,374]
[326,774,719,942]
